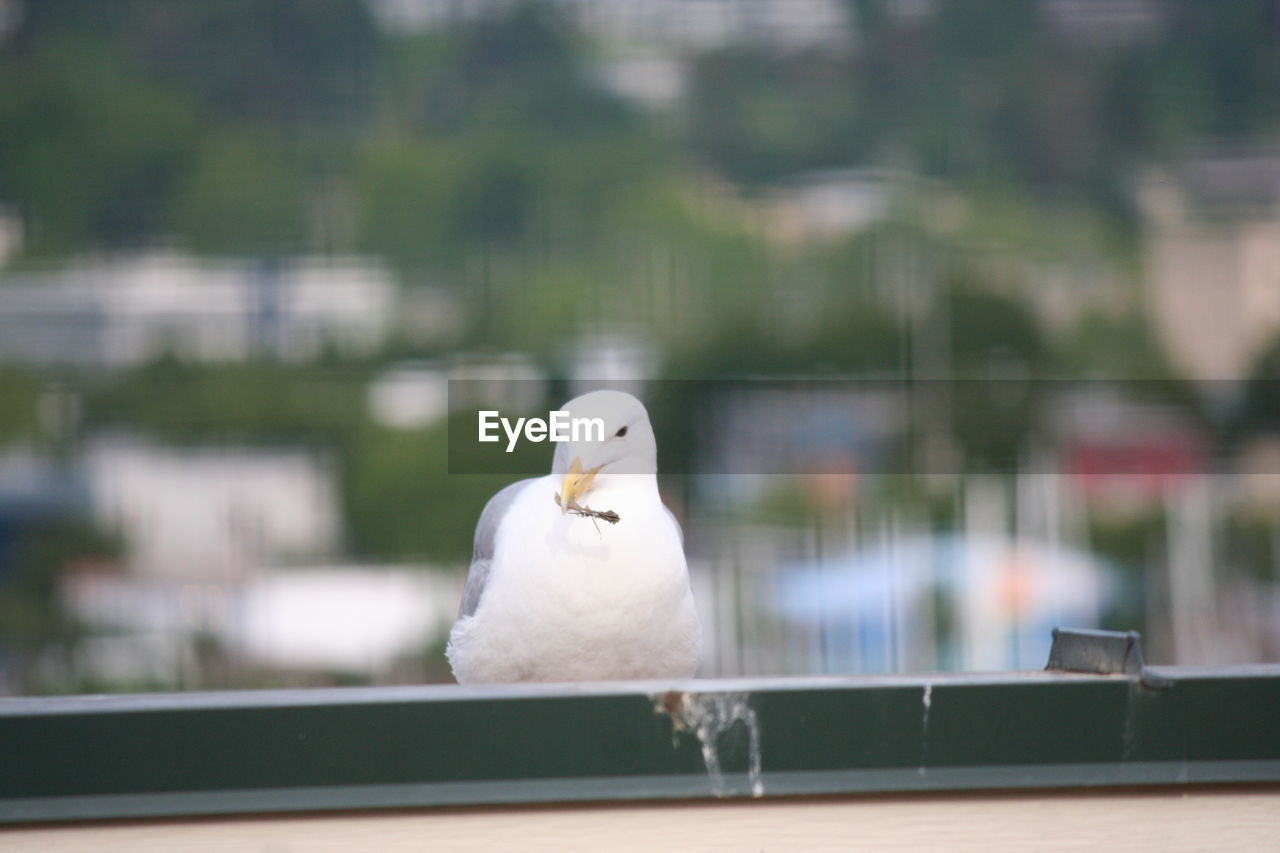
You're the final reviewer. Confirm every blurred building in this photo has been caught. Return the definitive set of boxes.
[1040,0,1167,48]
[371,0,854,52]
[60,564,457,685]
[82,437,341,580]
[0,204,21,267]
[570,0,854,55]
[367,0,523,30]
[368,363,452,430]
[1141,149,1280,381]
[762,168,907,244]
[0,0,19,44]
[367,352,547,429]
[0,251,399,367]
[1024,256,1133,335]
[561,328,660,399]
[50,437,350,688]
[581,0,853,109]
[226,566,455,673]
[57,436,461,686]
[1047,388,1205,512]
[697,383,906,508]
[369,0,855,110]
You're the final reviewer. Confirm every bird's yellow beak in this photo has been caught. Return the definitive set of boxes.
[559,457,602,513]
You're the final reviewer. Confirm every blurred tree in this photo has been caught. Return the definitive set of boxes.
[343,412,546,563]
[686,0,1280,224]
[0,36,200,252]
[1237,333,1280,435]
[379,4,630,137]
[685,49,866,185]
[19,0,378,126]
[353,137,456,271]
[0,365,41,444]
[354,132,548,273]
[944,282,1045,472]
[1155,1,1280,138]
[946,282,1044,371]
[1053,310,1176,381]
[0,518,120,692]
[356,2,663,282]
[1086,510,1161,634]
[808,304,904,373]
[87,360,367,442]
[1,0,375,255]
[4,0,1279,266]
[176,130,307,255]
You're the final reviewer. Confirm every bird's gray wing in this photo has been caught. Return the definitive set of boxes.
[458,478,537,619]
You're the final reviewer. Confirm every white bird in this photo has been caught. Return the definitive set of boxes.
[446,390,701,683]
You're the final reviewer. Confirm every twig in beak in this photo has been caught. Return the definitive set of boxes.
[554,492,622,526]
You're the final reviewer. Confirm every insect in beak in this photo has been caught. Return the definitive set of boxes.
[556,457,602,515]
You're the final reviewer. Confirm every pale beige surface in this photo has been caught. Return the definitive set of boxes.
[3,789,1278,853]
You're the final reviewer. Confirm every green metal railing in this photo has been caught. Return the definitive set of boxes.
[3,659,1279,822]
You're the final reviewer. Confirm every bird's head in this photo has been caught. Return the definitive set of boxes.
[551,390,656,511]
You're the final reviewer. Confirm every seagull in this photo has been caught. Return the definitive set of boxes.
[446,390,701,683]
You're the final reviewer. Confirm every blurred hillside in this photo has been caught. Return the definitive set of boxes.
[1,1,1278,356]
[1,0,1279,693]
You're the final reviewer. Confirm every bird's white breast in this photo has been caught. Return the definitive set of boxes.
[447,475,700,682]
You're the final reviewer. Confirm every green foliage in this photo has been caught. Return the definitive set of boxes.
[1239,333,1280,435]
[0,35,201,252]
[176,130,307,255]
[1222,515,1279,581]
[0,364,42,444]
[0,1,375,255]
[946,283,1045,371]
[4,0,1279,271]
[941,284,1047,471]
[1153,2,1280,138]
[376,4,630,137]
[343,422,468,561]
[350,2,662,276]
[86,360,368,443]
[353,135,543,270]
[1054,310,1177,381]
[0,519,120,642]
[19,0,378,125]
[342,412,546,563]
[672,296,904,378]
[353,138,454,270]
[1078,509,1159,633]
[688,0,1280,213]
[686,50,867,184]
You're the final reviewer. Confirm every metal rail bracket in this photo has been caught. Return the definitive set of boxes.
[1046,628,1172,689]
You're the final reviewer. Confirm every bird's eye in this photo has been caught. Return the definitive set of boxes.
[615,425,628,438]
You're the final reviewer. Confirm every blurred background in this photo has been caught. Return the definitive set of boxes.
[1,0,1279,694]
